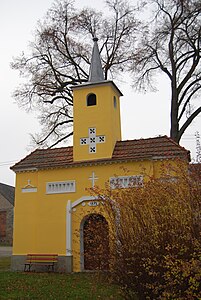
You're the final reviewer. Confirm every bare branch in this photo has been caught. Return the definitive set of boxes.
[12,0,138,147]
[131,0,201,143]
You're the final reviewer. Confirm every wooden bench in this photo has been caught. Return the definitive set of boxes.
[24,254,58,272]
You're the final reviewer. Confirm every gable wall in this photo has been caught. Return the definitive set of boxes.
[12,158,186,272]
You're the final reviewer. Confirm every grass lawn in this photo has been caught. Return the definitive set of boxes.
[0,257,123,300]
[0,257,11,271]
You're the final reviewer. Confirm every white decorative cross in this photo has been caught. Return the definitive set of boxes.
[80,127,105,153]
[89,172,98,188]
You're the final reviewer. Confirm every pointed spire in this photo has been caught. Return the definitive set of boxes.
[88,37,104,83]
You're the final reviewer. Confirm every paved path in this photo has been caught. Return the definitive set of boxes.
[0,246,12,257]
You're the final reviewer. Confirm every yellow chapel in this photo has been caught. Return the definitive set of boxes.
[11,38,190,272]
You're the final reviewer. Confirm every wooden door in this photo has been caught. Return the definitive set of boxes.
[83,214,109,270]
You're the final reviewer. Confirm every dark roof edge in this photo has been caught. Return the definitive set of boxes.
[71,80,123,97]
[12,154,189,173]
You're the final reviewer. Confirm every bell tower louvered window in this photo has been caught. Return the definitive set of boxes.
[87,93,96,106]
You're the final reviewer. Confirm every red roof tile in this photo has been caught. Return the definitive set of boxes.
[11,136,190,172]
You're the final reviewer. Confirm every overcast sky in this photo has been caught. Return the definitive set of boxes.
[0,0,200,186]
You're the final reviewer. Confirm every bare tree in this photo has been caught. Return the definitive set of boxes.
[131,0,201,143]
[11,0,138,148]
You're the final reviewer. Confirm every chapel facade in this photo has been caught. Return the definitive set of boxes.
[11,38,190,272]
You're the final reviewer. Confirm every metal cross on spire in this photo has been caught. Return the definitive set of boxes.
[88,37,105,83]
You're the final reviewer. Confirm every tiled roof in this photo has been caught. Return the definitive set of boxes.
[0,183,15,205]
[11,136,190,172]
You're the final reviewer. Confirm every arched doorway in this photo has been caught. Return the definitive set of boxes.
[81,214,109,271]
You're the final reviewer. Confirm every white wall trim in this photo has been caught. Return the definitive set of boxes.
[66,196,100,259]
[72,196,98,209]
[66,200,72,256]
[22,188,37,193]
[46,180,76,194]
[110,175,143,189]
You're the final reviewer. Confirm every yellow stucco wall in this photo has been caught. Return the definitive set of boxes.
[73,82,122,161]
[12,158,182,271]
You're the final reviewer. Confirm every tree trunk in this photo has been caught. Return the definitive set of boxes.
[170,83,179,143]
